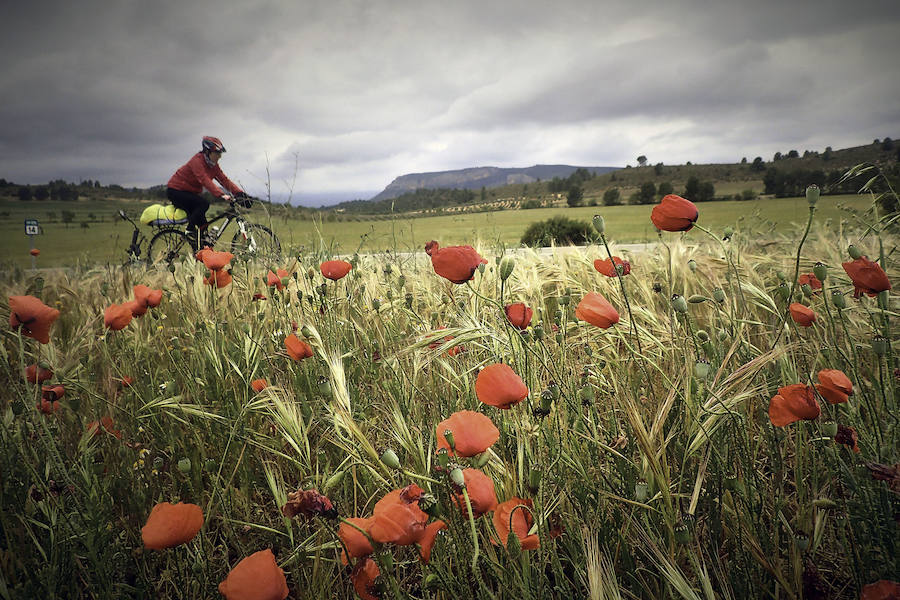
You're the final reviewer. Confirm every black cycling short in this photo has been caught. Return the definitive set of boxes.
[167,188,209,230]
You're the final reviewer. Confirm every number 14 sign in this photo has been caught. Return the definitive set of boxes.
[25,219,40,235]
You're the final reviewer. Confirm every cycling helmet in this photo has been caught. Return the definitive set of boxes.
[202,136,226,153]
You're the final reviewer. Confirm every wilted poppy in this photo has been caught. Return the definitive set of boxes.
[505,303,533,330]
[284,334,313,361]
[594,256,631,277]
[425,241,488,284]
[860,579,900,600]
[789,303,817,327]
[198,248,234,271]
[842,256,891,298]
[475,363,529,409]
[320,260,352,281]
[141,502,204,549]
[815,369,853,404]
[351,557,380,600]
[25,364,53,384]
[266,268,289,290]
[493,497,539,550]
[436,410,500,457]
[218,548,289,600]
[104,303,133,330]
[205,269,233,288]
[338,517,375,564]
[30,248,40,256]
[651,194,698,232]
[37,386,63,414]
[282,488,336,520]
[454,468,498,517]
[834,424,860,453]
[797,273,822,291]
[768,384,820,427]
[87,415,122,439]
[575,292,620,329]
[9,295,60,344]
[251,378,268,392]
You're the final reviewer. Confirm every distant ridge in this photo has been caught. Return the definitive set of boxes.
[371,164,619,201]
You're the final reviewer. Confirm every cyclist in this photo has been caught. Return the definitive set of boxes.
[166,136,250,249]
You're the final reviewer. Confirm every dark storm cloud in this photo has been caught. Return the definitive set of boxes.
[1,0,898,202]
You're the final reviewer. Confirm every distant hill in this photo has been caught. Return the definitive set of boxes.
[371,164,619,201]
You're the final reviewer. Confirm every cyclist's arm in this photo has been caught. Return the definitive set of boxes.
[188,155,228,198]
[212,165,244,197]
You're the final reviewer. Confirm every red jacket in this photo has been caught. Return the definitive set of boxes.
[167,152,243,198]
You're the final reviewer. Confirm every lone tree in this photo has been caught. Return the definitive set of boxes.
[567,185,584,207]
[603,187,622,206]
[636,155,648,167]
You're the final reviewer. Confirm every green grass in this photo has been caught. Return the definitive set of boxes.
[0,194,876,269]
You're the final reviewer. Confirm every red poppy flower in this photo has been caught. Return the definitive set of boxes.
[36,398,61,415]
[338,517,375,564]
[251,378,268,392]
[417,520,447,563]
[815,369,853,404]
[117,375,135,388]
[425,241,488,284]
[475,363,529,409]
[284,334,313,361]
[133,285,163,310]
[454,468,498,517]
[436,410,500,457]
[104,303,133,330]
[797,273,822,291]
[575,293,620,329]
[351,557,380,600]
[25,364,53,383]
[505,303,533,330]
[218,549,289,600]
[205,269,233,288]
[370,486,445,562]
[493,497,539,550]
[87,416,122,439]
[30,248,40,256]
[42,385,65,402]
[266,268,289,290]
[199,248,234,271]
[834,424,860,453]
[768,384,820,427]
[9,295,60,344]
[282,488,336,519]
[141,502,204,549]
[860,579,900,600]
[789,303,817,327]
[594,256,631,277]
[320,260,353,281]
[650,194,698,232]
[842,256,891,298]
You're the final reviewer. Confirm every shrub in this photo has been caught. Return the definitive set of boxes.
[521,199,542,209]
[521,216,594,247]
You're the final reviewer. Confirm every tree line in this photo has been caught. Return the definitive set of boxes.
[0,178,167,202]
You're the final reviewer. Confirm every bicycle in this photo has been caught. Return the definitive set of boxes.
[142,197,281,266]
[119,209,149,265]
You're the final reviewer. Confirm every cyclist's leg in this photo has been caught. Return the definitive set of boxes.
[167,188,209,249]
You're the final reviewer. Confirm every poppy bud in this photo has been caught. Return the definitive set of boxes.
[813,262,827,282]
[671,294,688,314]
[423,574,440,590]
[830,290,847,310]
[801,283,813,298]
[813,498,837,509]
[307,267,315,279]
[450,467,465,488]
[687,259,697,272]
[872,335,888,356]
[776,271,787,282]
[167,263,176,273]
[436,448,450,469]
[540,389,554,414]
[527,469,542,494]
[405,293,413,309]
[592,214,605,234]
[532,324,544,340]
[477,262,486,274]
[499,256,515,281]
[847,244,863,260]
[674,524,691,545]
[775,283,790,301]
[323,470,346,493]
[372,298,381,311]
[520,330,532,343]
[806,184,820,206]
[317,376,331,396]
[821,421,838,437]
[696,329,709,342]
[794,533,810,551]
[555,332,564,345]
[877,290,889,310]
[558,294,570,307]
[177,458,191,473]
[688,294,707,304]
[301,324,312,338]
[281,277,290,288]
[474,451,491,468]
[442,429,456,451]
[634,480,648,502]
[506,526,522,557]
[723,226,734,241]
[578,384,595,404]
[694,360,711,380]
[380,448,401,470]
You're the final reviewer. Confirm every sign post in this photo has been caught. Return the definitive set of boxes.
[25,219,40,269]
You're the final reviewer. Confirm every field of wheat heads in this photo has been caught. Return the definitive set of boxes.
[2,191,898,600]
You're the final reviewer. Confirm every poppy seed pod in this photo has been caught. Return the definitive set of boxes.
[848,244,863,260]
[831,290,847,310]
[177,458,191,473]
[694,360,711,380]
[872,336,888,356]
[474,451,491,468]
[813,262,827,282]
[443,429,456,450]
[450,468,466,488]
[671,294,688,314]
[436,448,450,469]
[674,524,691,545]
[801,284,813,298]
[687,259,697,272]
[634,480,649,502]
[380,449,401,470]
[323,470,346,493]
[821,421,838,437]
[806,184,820,206]
[499,256,515,281]
[696,329,709,342]
[592,214,605,234]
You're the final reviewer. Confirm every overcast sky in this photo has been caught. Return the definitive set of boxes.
[2,0,899,205]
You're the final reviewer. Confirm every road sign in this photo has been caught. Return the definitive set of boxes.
[25,219,40,235]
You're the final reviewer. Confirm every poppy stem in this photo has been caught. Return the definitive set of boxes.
[462,488,480,569]
[400,469,441,486]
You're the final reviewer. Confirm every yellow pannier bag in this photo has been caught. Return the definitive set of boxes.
[140,204,188,226]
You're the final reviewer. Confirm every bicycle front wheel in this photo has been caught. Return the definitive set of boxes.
[147,228,191,266]
[231,223,281,263]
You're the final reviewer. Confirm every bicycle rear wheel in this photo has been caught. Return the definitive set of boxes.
[147,228,191,266]
[231,223,281,263]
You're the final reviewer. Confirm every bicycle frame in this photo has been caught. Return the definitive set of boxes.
[196,206,251,246]
[118,210,146,261]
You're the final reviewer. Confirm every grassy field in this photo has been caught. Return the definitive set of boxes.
[0,194,878,269]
